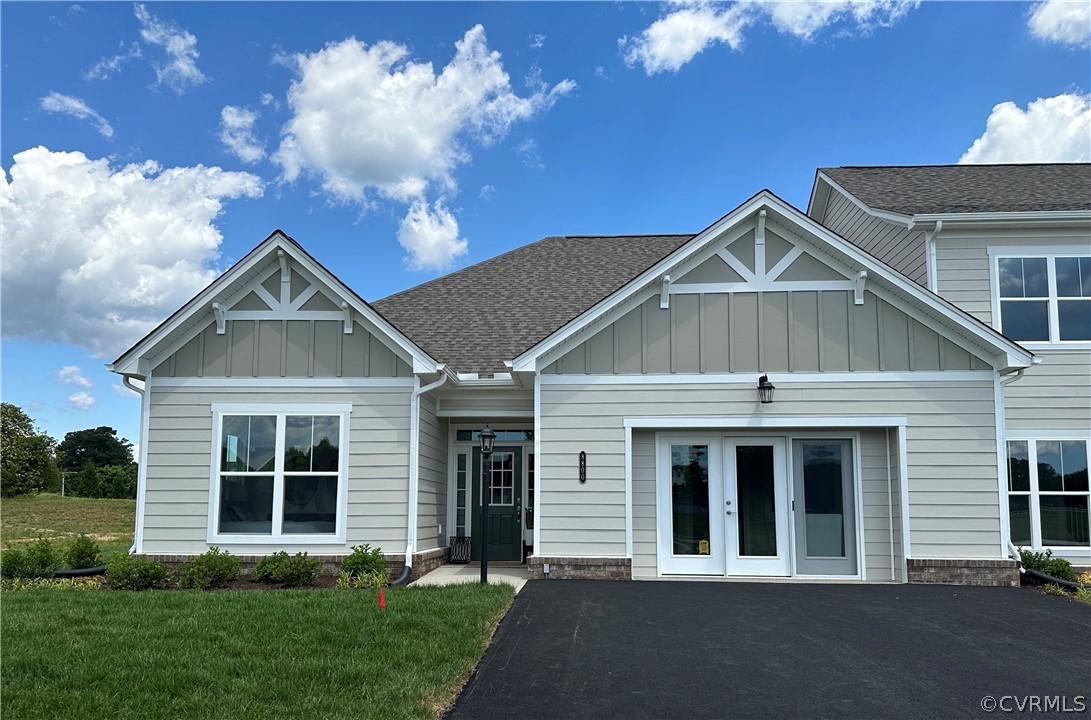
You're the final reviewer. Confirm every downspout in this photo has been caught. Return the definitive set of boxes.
[122,374,146,555]
[392,366,450,586]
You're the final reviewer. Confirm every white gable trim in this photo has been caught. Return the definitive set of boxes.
[110,231,438,377]
[511,192,1034,373]
[810,173,913,227]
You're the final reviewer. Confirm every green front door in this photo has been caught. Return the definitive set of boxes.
[470,446,523,562]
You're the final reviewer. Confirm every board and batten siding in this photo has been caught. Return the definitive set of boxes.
[140,385,412,556]
[416,394,449,551]
[545,291,991,375]
[935,227,1091,431]
[539,381,1001,569]
[819,189,927,286]
[150,319,412,379]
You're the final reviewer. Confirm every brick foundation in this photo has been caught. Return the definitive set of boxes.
[146,546,448,581]
[527,556,631,580]
[907,558,1019,587]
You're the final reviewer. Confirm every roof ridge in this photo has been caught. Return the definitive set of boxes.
[560,233,695,239]
[824,163,1091,169]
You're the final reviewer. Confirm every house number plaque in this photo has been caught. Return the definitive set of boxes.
[578,451,587,484]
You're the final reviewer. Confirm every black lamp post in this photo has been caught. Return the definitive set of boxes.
[757,374,775,404]
[478,425,496,584]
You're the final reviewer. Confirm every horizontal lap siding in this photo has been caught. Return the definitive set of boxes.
[822,191,927,286]
[936,229,1091,430]
[541,381,1000,563]
[417,395,448,551]
[141,385,411,555]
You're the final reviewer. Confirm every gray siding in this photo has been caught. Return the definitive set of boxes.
[539,380,1001,565]
[546,291,991,375]
[417,394,449,551]
[934,227,1091,430]
[821,189,927,285]
[141,384,412,556]
[150,319,412,378]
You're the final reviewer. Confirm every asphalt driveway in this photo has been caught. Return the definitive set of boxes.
[447,581,1090,720]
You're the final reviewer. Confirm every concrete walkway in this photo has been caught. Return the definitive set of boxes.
[448,580,1090,719]
[414,564,528,592]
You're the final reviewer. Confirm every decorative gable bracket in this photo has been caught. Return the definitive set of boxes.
[854,270,868,305]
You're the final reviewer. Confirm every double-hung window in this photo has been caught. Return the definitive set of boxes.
[210,404,350,543]
[1007,438,1089,551]
[994,253,1091,344]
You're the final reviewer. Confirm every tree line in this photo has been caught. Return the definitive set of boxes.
[1,403,136,499]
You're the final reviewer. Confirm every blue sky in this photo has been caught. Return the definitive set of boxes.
[2,1,1089,447]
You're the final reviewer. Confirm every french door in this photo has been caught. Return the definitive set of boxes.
[658,436,789,576]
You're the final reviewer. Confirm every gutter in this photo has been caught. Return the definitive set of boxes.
[392,365,450,586]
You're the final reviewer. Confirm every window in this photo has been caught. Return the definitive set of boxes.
[996,254,1091,343]
[1007,439,1089,550]
[211,405,349,542]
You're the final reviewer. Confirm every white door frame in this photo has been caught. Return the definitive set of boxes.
[656,435,725,575]
[724,436,791,577]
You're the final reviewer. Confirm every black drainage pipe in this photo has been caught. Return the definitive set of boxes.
[391,564,411,586]
[51,566,106,578]
[1022,568,1086,592]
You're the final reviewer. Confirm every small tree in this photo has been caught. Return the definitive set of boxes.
[0,403,61,497]
[57,426,133,472]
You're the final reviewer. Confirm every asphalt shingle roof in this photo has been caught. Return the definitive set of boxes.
[371,234,693,375]
[821,163,1091,215]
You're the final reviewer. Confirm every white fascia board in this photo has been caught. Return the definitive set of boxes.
[814,172,913,227]
[910,210,1091,228]
[511,193,771,372]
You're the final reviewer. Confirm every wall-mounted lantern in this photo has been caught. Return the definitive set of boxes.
[757,374,775,404]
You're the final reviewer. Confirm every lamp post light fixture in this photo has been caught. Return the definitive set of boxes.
[757,374,775,404]
[478,425,496,584]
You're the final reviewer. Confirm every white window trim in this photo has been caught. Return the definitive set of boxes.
[989,248,1091,348]
[207,403,351,545]
[1005,434,1091,558]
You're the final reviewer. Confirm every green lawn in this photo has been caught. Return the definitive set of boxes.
[2,584,514,720]
[1,493,135,558]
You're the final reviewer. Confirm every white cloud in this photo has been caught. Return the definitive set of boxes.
[0,146,263,358]
[516,138,544,170]
[272,25,574,270]
[260,92,280,109]
[397,200,468,270]
[134,3,207,93]
[479,184,495,200]
[275,26,575,201]
[594,66,613,81]
[112,382,140,399]
[621,0,919,74]
[39,92,113,138]
[57,365,93,388]
[529,33,546,48]
[85,42,142,80]
[219,106,265,163]
[1029,0,1091,48]
[959,93,1091,164]
[67,391,96,411]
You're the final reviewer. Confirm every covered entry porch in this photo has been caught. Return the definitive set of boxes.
[629,418,908,582]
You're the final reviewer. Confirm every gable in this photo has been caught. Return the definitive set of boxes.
[516,192,1034,374]
[110,231,436,378]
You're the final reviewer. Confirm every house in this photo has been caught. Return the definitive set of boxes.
[109,164,1091,585]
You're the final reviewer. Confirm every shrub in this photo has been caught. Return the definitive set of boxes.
[334,568,388,590]
[65,533,102,569]
[1042,583,1068,597]
[1076,587,1091,606]
[68,463,138,499]
[253,551,322,587]
[341,544,386,578]
[176,547,240,590]
[106,554,168,591]
[2,539,62,579]
[1018,548,1078,582]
